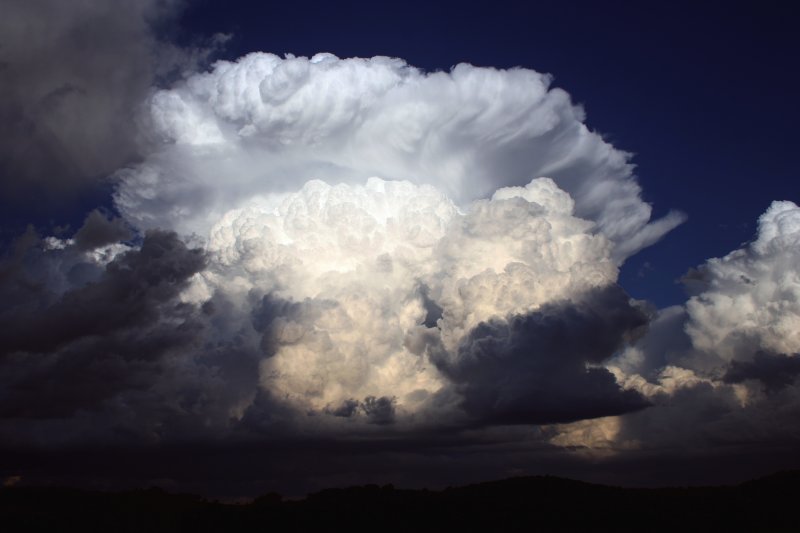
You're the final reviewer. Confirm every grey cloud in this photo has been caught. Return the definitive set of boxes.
[679,266,711,296]
[323,396,396,425]
[432,286,650,425]
[616,380,742,451]
[724,352,800,393]
[0,230,206,358]
[361,396,396,425]
[612,305,697,379]
[250,294,335,357]
[73,209,133,251]
[0,240,266,449]
[419,284,444,328]
[0,230,207,420]
[613,369,800,461]
[0,0,223,203]
[328,399,360,418]
[0,225,40,290]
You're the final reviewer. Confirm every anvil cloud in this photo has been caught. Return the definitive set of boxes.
[116,52,685,261]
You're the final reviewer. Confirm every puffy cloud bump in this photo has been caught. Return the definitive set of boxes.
[686,201,800,362]
[198,177,632,423]
[560,201,800,457]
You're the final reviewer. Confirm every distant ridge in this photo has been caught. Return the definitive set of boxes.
[3,471,799,532]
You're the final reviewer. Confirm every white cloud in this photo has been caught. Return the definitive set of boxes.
[115,52,684,261]
[200,177,625,420]
[564,201,800,454]
[686,201,800,361]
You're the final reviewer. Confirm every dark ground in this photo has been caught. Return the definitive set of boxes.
[2,470,798,532]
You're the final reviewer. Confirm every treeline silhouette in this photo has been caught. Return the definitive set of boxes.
[2,471,798,532]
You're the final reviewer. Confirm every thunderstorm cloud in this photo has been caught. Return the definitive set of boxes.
[1,12,798,493]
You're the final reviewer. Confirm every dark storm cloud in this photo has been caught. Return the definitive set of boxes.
[327,399,361,418]
[0,230,206,418]
[361,396,396,425]
[724,352,800,393]
[611,365,800,466]
[0,0,223,203]
[0,230,205,358]
[324,397,396,425]
[73,209,133,251]
[431,286,650,425]
[0,230,268,452]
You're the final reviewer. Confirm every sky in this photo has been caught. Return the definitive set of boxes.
[0,0,798,497]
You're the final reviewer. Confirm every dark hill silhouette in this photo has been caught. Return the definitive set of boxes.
[2,471,799,532]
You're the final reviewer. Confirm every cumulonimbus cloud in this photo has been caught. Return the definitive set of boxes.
[108,49,687,435]
[6,47,799,493]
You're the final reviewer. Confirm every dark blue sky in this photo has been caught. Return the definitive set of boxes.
[175,0,798,307]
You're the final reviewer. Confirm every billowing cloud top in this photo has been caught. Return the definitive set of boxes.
[115,52,684,261]
[686,200,800,361]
